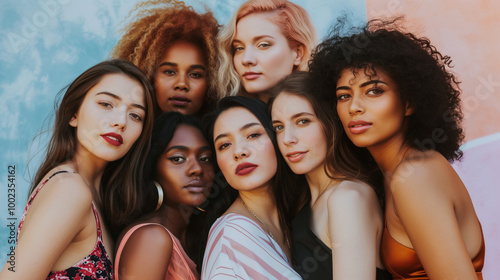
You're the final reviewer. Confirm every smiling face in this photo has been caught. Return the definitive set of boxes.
[156,124,214,207]
[335,67,410,150]
[271,92,328,177]
[154,41,208,115]
[69,73,146,164]
[232,13,301,96]
[213,107,277,192]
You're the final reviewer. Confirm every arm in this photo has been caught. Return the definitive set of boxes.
[328,181,383,280]
[391,159,479,279]
[116,224,173,280]
[0,173,93,280]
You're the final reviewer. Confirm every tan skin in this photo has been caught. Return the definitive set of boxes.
[116,124,214,280]
[0,73,147,280]
[336,67,483,279]
[272,92,385,279]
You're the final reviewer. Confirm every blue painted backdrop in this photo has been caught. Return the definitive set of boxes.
[0,0,366,265]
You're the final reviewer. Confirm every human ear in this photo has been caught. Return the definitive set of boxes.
[293,45,305,66]
[69,114,78,127]
[405,102,414,116]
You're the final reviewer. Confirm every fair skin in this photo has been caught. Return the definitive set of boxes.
[233,13,303,102]
[117,124,214,280]
[272,92,385,279]
[154,41,208,115]
[0,73,146,280]
[336,67,483,279]
[213,107,290,259]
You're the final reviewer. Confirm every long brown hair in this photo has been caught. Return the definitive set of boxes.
[31,59,155,238]
[269,71,384,201]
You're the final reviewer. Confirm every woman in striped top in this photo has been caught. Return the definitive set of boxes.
[201,96,303,279]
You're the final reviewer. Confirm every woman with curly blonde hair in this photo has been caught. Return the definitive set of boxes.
[216,0,317,102]
[112,0,220,116]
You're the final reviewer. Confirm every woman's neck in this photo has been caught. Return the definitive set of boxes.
[71,151,107,193]
[305,164,337,204]
[156,204,191,242]
[239,185,278,223]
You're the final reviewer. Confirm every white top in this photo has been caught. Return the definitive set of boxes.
[201,213,301,280]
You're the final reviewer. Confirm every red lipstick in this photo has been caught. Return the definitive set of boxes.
[347,120,372,134]
[235,162,258,175]
[102,132,123,146]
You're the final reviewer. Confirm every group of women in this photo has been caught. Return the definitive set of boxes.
[0,0,485,279]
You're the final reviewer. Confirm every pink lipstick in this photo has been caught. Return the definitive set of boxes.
[286,151,307,163]
[242,72,261,80]
[347,120,372,134]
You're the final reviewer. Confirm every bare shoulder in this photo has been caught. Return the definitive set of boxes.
[391,150,458,199]
[123,224,173,251]
[327,180,379,206]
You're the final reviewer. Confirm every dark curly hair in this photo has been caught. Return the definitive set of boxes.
[309,17,464,162]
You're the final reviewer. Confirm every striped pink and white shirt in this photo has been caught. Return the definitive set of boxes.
[201,213,302,280]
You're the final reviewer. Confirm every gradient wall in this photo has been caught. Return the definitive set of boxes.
[0,0,497,277]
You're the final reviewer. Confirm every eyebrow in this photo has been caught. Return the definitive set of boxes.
[272,112,314,124]
[166,145,211,153]
[233,35,275,44]
[96,91,145,111]
[158,62,206,71]
[214,122,261,143]
[336,79,389,92]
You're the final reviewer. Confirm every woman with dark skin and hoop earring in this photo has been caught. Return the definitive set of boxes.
[114,112,214,280]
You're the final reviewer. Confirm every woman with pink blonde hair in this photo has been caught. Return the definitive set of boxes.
[216,0,317,102]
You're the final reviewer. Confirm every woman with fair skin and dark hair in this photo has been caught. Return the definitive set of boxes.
[112,0,220,116]
[200,96,302,279]
[310,19,485,279]
[0,59,155,280]
[216,0,317,102]
[114,112,214,280]
[270,71,392,280]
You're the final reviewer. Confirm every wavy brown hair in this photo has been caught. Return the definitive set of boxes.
[269,71,383,202]
[31,59,155,239]
[111,0,220,116]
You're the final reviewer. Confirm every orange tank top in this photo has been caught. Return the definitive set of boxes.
[381,219,485,279]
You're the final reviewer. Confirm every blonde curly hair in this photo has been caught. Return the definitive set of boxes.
[111,0,220,115]
[216,0,317,99]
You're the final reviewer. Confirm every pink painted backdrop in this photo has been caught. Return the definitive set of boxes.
[366,1,499,278]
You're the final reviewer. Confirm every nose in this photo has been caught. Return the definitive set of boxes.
[349,93,365,116]
[111,108,127,130]
[283,126,297,146]
[174,74,189,92]
[187,157,203,176]
[241,48,257,67]
[233,140,250,160]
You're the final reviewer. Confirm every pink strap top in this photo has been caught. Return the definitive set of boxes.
[114,223,198,280]
[17,170,114,280]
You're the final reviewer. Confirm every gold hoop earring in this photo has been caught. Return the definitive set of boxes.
[154,181,164,211]
[196,206,206,212]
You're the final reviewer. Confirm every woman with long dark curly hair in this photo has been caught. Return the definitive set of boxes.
[111,0,219,117]
[309,18,485,279]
